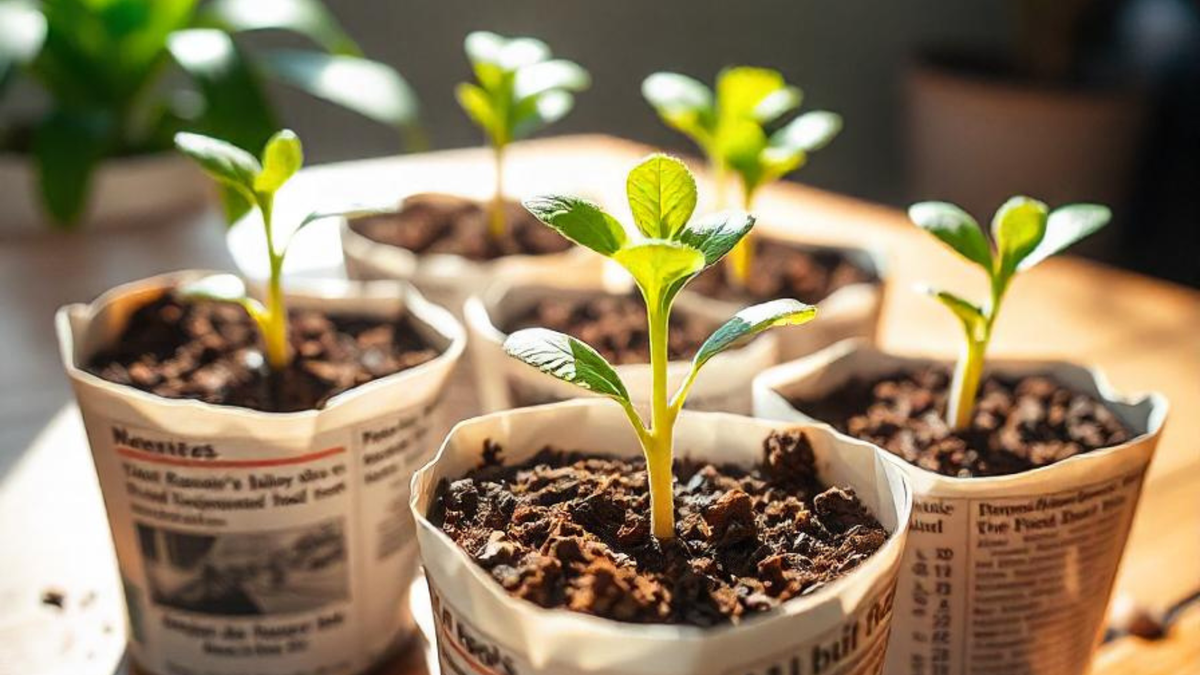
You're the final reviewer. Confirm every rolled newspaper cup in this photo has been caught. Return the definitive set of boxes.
[57,271,466,675]
[410,400,913,675]
[752,340,1169,675]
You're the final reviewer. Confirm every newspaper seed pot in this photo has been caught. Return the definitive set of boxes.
[674,232,885,363]
[340,193,596,314]
[464,271,777,414]
[57,271,466,675]
[411,400,912,675]
[753,341,1168,675]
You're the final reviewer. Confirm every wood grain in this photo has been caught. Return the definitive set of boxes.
[0,135,1195,675]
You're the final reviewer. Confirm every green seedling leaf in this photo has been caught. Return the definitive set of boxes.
[514,59,590,100]
[504,328,631,403]
[772,110,842,154]
[254,129,303,193]
[512,89,575,139]
[908,201,993,270]
[991,196,1048,279]
[523,195,627,256]
[613,240,705,301]
[921,286,986,341]
[174,131,261,200]
[641,72,714,145]
[626,154,698,239]
[261,50,419,128]
[456,82,500,141]
[1019,203,1111,271]
[676,209,756,267]
[716,67,790,122]
[692,299,817,372]
[177,273,267,319]
[199,0,362,56]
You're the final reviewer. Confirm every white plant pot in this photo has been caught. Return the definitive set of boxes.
[57,271,466,675]
[338,193,599,317]
[410,400,912,675]
[753,340,1168,675]
[464,265,778,415]
[0,152,209,235]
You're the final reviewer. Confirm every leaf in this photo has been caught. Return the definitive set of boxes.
[753,85,802,123]
[626,154,698,239]
[612,240,705,301]
[641,72,714,146]
[503,328,631,403]
[1019,203,1111,271]
[177,273,266,319]
[33,109,111,228]
[692,299,817,372]
[254,129,303,193]
[922,287,986,342]
[198,0,361,56]
[174,131,261,199]
[260,50,419,128]
[456,81,501,143]
[991,196,1048,279]
[167,28,278,152]
[511,89,574,140]
[771,110,842,153]
[676,210,756,267]
[513,59,589,100]
[0,0,46,91]
[523,195,626,255]
[716,66,789,122]
[908,201,993,270]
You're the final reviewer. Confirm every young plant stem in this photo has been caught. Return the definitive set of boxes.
[725,186,756,288]
[259,196,291,371]
[488,143,507,240]
[947,276,1009,430]
[644,301,677,540]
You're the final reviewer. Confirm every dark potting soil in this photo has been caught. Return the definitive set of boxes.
[348,193,572,261]
[689,238,877,305]
[501,294,712,365]
[791,367,1132,478]
[432,431,888,626]
[87,295,440,412]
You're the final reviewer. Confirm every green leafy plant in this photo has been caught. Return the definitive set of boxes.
[642,67,841,286]
[0,0,419,228]
[508,154,817,539]
[909,196,1111,429]
[456,30,589,241]
[173,129,372,370]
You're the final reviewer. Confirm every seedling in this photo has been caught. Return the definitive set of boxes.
[909,197,1111,430]
[508,154,818,540]
[643,67,840,285]
[173,129,374,371]
[456,31,590,240]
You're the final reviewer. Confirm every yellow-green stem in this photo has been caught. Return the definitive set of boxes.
[725,185,755,288]
[948,336,987,430]
[487,143,506,240]
[645,303,676,539]
[259,196,291,370]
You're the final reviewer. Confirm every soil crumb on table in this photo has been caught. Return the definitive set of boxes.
[432,431,888,626]
[349,193,572,261]
[791,367,1131,477]
[689,238,877,304]
[503,294,711,365]
[88,295,439,412]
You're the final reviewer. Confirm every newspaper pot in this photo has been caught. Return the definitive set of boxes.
[674,233,886,363]
[0,151,208,236]
[56,271,466,675]
[339,192,597,316]
[464,269,777,415]
[753,341,1168,675]
[411,400,912,675]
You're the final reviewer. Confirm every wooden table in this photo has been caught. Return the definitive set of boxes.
[1,135,1196,675]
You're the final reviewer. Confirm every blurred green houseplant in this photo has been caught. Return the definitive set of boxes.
[0,0,419,228]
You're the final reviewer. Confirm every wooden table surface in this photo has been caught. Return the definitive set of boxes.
[1,135,1196,675]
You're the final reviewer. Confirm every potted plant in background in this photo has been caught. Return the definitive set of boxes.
[410,151,911,674]
[340,30,591,311]
[753,196,1167,675]
[56,129,465,675]
[0,0,418,233]
[462,156,778,415]
[643,66,887,361]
